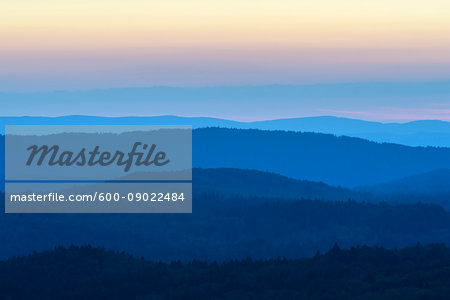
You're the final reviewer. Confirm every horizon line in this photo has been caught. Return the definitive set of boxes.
[0,114,448,125]
[1,79,450,94]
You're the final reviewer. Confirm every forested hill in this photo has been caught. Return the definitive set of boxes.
[3,113,450,147]
[2,128,450,187]
[193,128,450,187]
[360,168,450,196]
[2,243,450,299]
[1,192,450,261]
[193,168,363,201]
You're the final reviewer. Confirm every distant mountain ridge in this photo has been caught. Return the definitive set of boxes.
[193,128,450,187]
[360,168,450,196]
[1,115,450,147]
[193,168,365,201]
[2,127,450,187]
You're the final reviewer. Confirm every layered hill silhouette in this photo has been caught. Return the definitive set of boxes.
[360,169,450,196]
[193,168,362,201]
[2,127,450,187]
[9,166,446,207]
[356,169,450,208]
[193,128,450,187]
[193,168,448,207]
[1,191,450,261]
[2,115,450,147]
[2,243,450,299]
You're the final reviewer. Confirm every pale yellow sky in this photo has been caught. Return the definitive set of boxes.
[0,0,449,90]
[1,0,449,48]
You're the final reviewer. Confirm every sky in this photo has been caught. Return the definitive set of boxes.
[0,1,449,120]
[1,83,449,122]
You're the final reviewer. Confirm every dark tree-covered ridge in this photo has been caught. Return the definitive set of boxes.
[1,243,450,299]
[1,192,450,261]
